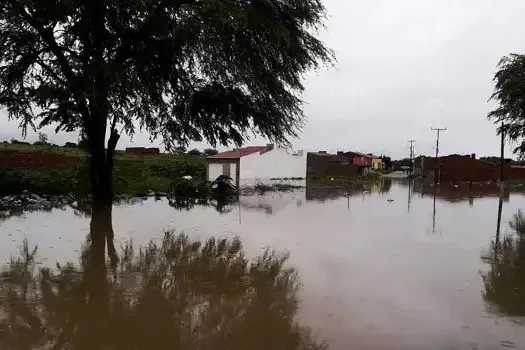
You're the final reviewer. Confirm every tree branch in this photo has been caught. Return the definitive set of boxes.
[111,0,194,66]
[7,0,76,83]
[34,57,67,86]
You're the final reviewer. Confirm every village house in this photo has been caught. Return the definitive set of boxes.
[346,151,373,167]
[371,156,383,171]
[346,151,378,175]
[206,145,306,187]
[422,154,525,183]
[306,151,359,177]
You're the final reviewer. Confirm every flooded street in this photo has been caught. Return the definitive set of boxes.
[2,180,525,349]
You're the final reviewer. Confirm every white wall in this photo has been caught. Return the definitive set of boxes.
[239,148,306,183]
[230,163,237,185]
[208,163,223,182]
[207,162,238,185]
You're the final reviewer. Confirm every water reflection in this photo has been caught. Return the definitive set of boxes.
[305,179,392,202]
[482,207,525,318]
[414,182,510,204]
[168,196,238,214]
[407,180,413,212]
[432,188,437,234]
[0,203,326,350]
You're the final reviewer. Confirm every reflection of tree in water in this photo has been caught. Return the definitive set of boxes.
[0,205,325,349]
[482,209,525,316]
[168,196,238,214]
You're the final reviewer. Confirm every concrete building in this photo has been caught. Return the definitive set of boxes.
[306,152,359,177]
[206,145,306,187]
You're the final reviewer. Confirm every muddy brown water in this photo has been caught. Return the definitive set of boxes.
[1,181,525,349]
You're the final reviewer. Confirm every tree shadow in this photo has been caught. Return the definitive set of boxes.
[0,203,326,349]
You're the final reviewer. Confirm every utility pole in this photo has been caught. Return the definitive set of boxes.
[500,122,505,184]
[408,140,415,175]
[431,127,447,184]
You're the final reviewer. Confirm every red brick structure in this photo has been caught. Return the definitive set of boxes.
[125,147,160,155]
[0,151,80,169]
[423,155,525,182]
[306,152,359,177]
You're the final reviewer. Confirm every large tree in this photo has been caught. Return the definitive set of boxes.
[0,0,332,203]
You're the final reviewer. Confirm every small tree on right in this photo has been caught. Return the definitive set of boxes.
[488,54,525,181]
[488,54,525,155]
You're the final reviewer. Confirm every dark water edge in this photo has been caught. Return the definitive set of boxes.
[2,181,525,349]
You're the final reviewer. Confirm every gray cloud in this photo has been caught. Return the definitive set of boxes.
[2,0,525,158]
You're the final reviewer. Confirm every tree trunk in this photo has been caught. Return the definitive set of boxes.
[87,123,120,205]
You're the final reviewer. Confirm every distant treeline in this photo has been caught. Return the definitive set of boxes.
[391,155,525,170]
[4,135,220,157]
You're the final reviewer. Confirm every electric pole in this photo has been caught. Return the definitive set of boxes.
[408,140,415,175]
[431,127,447,183]
[500,122,505,184]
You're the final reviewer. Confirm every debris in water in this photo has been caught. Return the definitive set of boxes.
[501,340,516,348]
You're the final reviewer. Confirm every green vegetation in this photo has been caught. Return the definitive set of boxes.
[504,179,525,190]
[0,0,332,203]
[0,145,207,196]
[488,54,525,155]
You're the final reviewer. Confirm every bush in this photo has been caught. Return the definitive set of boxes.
[203,148,218,156]
[0,152,207,196]
[187,148,202,156]
[0,166,90,196]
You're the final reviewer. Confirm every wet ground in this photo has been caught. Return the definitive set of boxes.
[1,180,525,349]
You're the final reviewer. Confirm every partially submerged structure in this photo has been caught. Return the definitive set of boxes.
[206,145,306,187]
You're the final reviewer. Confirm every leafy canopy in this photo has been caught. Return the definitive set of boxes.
[488,54,525,155]
[0,0,333,150]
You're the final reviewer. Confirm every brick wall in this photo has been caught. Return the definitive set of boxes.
[307,153,359,177]
[125,147,160,155]
[0,151,80,169]
[424,155,525,182]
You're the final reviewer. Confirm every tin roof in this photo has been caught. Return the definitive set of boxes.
[206,146,268,159]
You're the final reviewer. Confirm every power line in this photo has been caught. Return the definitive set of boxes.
[431,127,447,183]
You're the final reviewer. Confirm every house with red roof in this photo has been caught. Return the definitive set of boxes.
[206,144,306,187]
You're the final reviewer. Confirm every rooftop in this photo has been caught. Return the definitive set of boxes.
[207,146,269,159]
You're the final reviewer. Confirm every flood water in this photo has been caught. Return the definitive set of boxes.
[2,180,525,349]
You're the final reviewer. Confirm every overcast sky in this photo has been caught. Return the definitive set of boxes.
[1,0,525,159]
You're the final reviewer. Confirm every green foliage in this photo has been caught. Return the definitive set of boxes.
[203,148,219,156]
[0,166,90,195]
[488,54,525,156]
[0,151,207,196]
[147,155,206,179]
[381,156,392,169]
[187,148,202,156]
[37,132,48,144]
[0,0,333,149]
